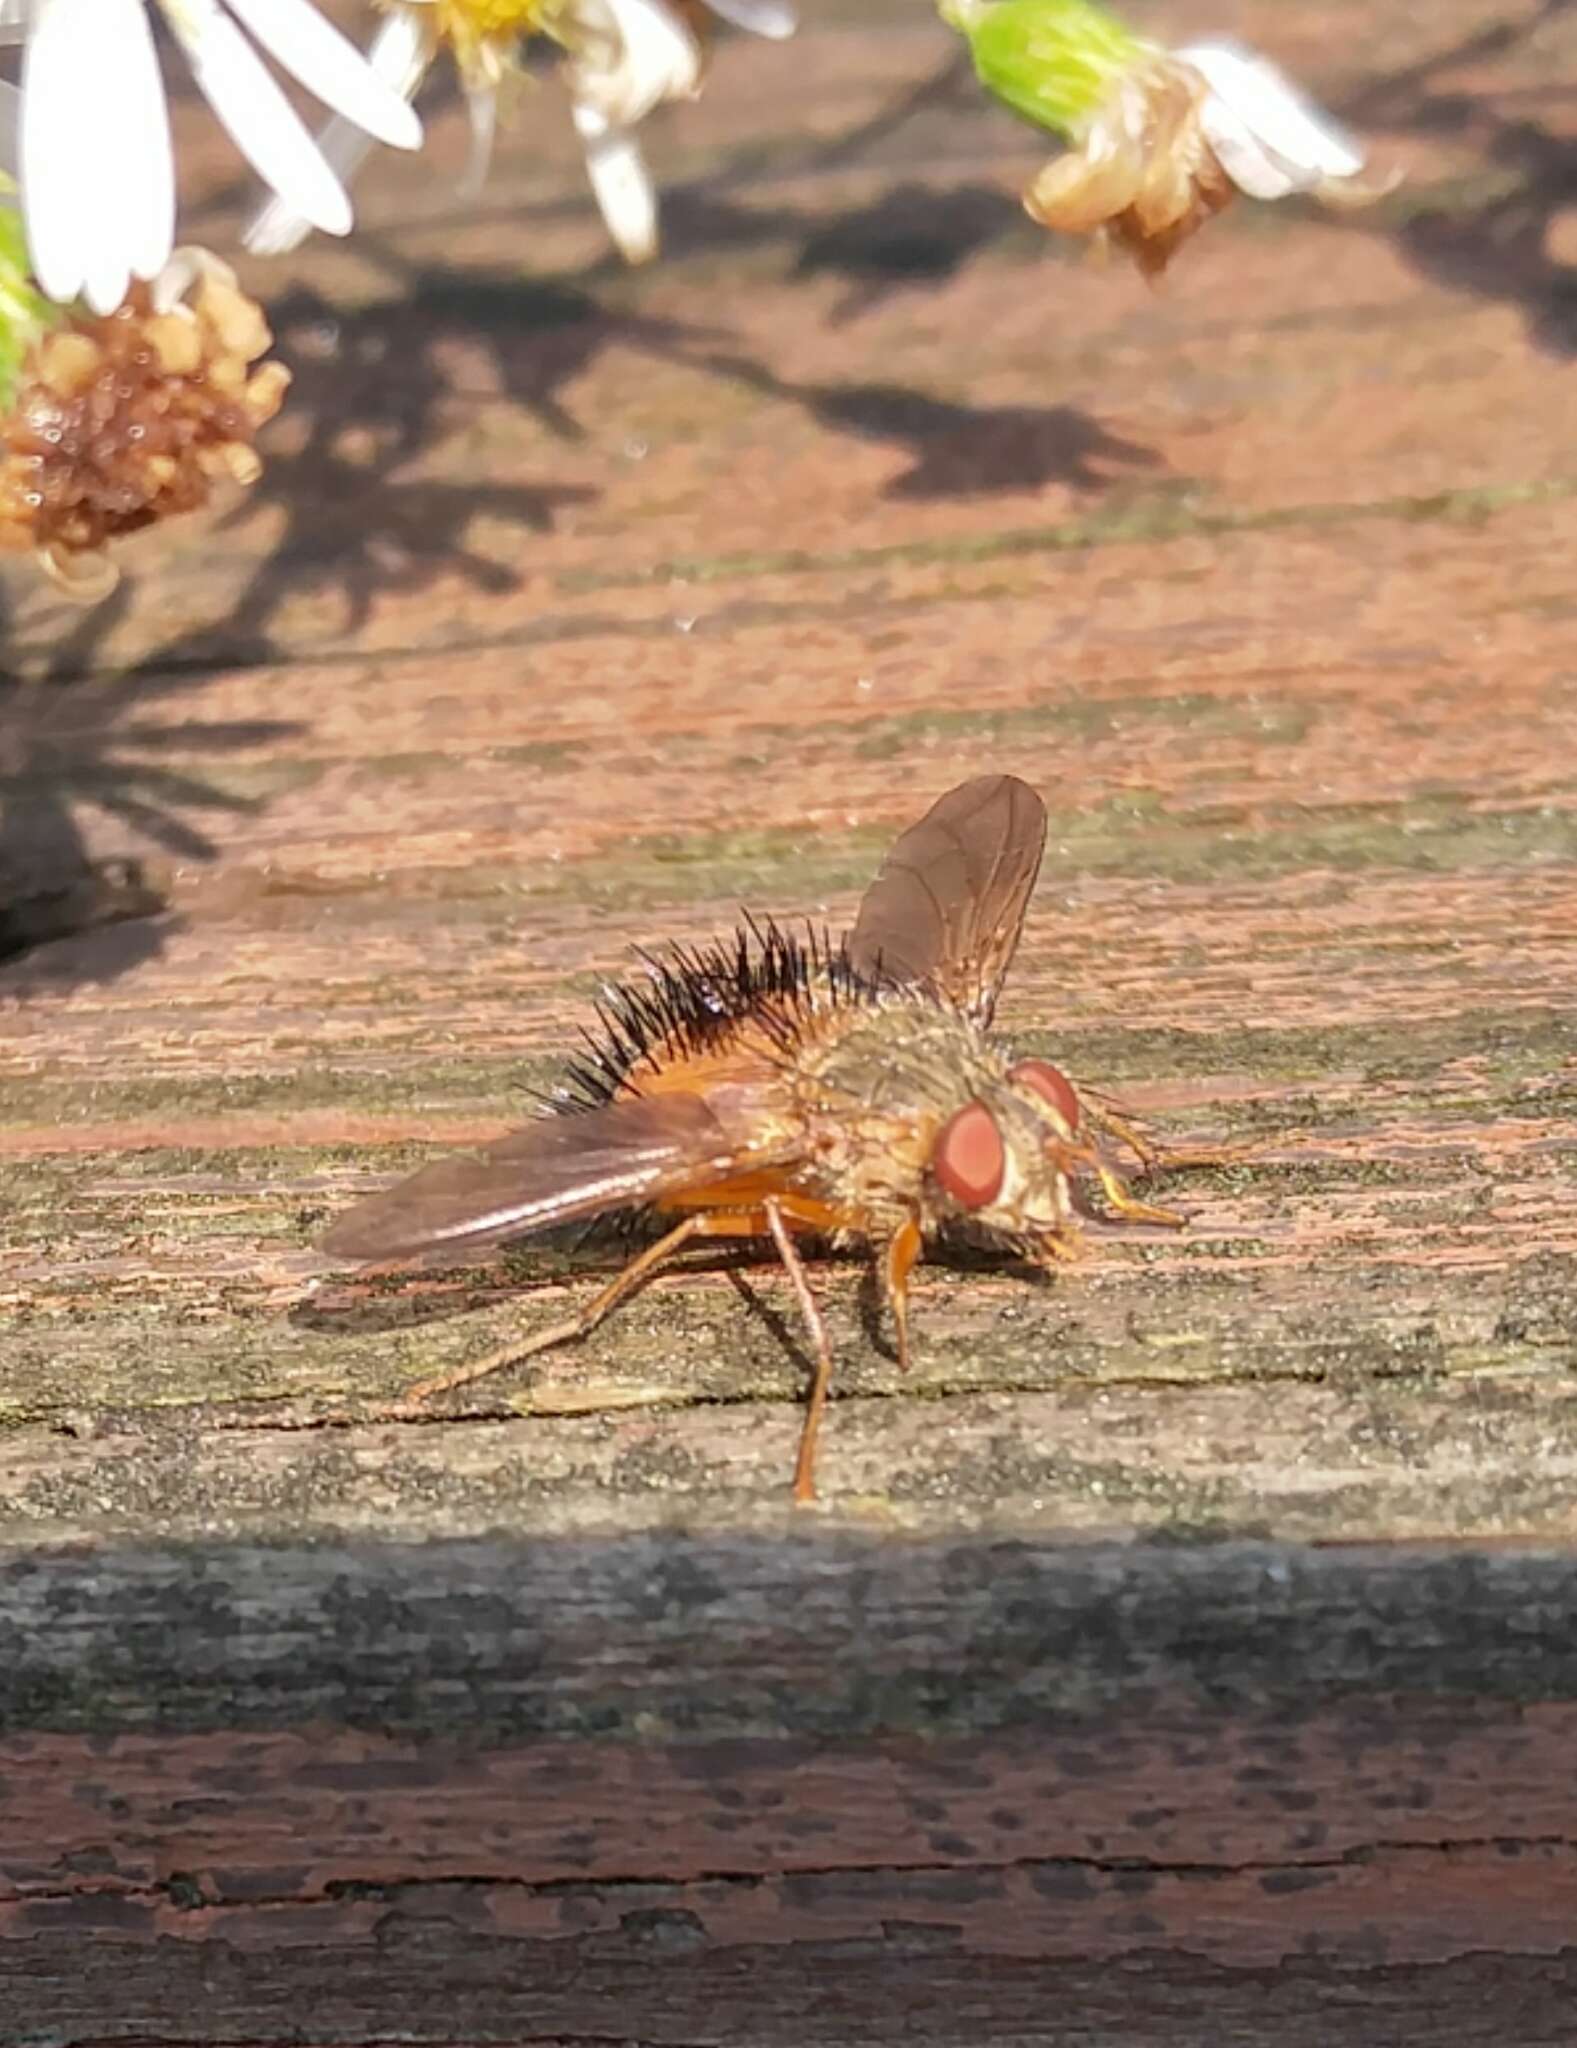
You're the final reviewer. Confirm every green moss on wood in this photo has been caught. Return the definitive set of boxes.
[557,478,1577,599]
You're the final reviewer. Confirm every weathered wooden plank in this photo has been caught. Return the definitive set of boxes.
[10,1938,1577,2047]
[8,1358,1577,1543]
[4,1536,1577,2040]
[0,1,1575,2037]
[9,1531,1577,1738]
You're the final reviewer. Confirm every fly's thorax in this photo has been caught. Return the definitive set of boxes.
[789,997,1087,1245]
[793,998,995,1108]
[785,998,990,1226]
[782,1001,1002,1229]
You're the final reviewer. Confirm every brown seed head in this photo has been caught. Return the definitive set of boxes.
[0,259,291,597]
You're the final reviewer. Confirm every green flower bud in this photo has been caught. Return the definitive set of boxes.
[943,0,1151,140]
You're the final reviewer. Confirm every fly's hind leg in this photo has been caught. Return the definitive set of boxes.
[399,1210,745,1408]
[394,1190,850,1504]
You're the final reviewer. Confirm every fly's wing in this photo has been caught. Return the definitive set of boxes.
[321,1086,787,1264]
[846,774,1047,1027]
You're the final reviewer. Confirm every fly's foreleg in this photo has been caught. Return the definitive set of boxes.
[879,1216,923,1374]
[1084,1097,1262,1177]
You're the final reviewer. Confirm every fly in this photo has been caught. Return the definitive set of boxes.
[323,774,1219,1501]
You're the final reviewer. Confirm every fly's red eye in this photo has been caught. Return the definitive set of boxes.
[933,1099,1005,1210]
[1011,1058,1081,1134]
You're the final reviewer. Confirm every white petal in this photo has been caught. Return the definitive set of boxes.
[22,0,173,310]
[242,120,359,252]
[706,0,795,38]
[357,7,432,101]
[150,244,235,313]
[573,99,658,263]
[223,0,422,149]
[21,0,106,304]
[460,83,497,199]
[1179,41,1365,188]
[119,2,178,284]
[571,0,701,129]
[159,0,354,235]
[1191,90,1303,201]
[0,80,18,177]
[244,13,430,255]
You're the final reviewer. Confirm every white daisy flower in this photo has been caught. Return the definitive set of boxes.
[571,0,794,260]
[1028,37,1384,274]
[0,0,422,315]
[246,0,795,266]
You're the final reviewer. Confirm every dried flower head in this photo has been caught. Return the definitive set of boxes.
[1023,52,1236,277]
[0,248,290,601]
[945,0,1386,277]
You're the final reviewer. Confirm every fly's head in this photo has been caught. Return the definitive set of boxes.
[923,1054,1097,1261]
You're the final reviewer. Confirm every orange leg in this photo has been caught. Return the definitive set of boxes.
[761,1200,838,1506]
[1084,1099,1262,1175]
[1074,1099,1260,1227]
[683,1190,850,1503]
[401,1209,737,1405]
[880,1217,923,1374]
[1095,1170,1186,1229]
[1082,1100,1161,1171]
[400,1190,853,1504]
[1054,1134,1187,1230]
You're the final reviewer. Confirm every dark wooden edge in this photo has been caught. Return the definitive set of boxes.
[6,1533,1577,1738]
[7,1536,1577,2041]
[9,1930,1577,2047]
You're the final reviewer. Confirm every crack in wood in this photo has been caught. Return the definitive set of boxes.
[9,1835,1577,1915]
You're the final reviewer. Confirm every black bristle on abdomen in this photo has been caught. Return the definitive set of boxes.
[557,915,873,1109]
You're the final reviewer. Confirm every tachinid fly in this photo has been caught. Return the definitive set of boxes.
[323,774,1209,1500]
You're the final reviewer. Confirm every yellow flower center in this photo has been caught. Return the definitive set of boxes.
[398,0,576,75]
[429,0,558,38]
